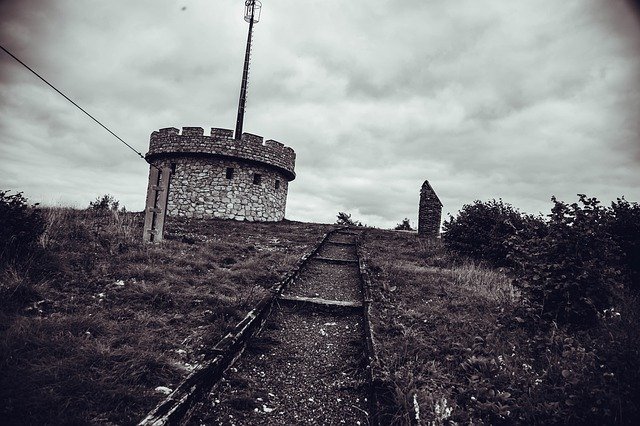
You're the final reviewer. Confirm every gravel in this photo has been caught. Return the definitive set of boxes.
[328,233,357,245]
[316,244,358,261]
[187,231,369,425]
[190,306,368,425]
[285,261,362,302]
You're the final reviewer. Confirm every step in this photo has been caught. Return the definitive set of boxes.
[336,231,360,236]
[314,256,359,265]
[325,240,356,247]
[277,294,363,309]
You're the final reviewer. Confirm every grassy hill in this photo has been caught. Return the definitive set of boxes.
[0,207,332,424]
[1,198,639,424]
[362,230,639,425]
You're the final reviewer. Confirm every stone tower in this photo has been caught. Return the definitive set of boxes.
[418,180,442,237]
[144,126,295,222]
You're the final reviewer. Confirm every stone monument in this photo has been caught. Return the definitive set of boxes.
[418,180,442,237]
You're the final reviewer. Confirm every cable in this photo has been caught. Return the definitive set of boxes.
[0,43,159,169]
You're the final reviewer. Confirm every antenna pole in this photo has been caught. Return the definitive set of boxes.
[235,1,256,140]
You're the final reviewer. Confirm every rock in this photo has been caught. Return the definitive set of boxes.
[155,386,172,395]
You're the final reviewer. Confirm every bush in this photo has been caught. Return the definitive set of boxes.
[394,218,414,231]
[511,195,621,326]
[442,199,544,267]
[88,194,122,212]
[0,191,44,265]
[608,198,640,292]
[336,212,362,227]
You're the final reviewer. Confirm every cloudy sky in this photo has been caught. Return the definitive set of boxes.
[1,0,639,228]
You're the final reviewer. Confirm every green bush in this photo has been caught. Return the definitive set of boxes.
[0,191,44,265]
[442,199,544,267]
[511,195,621,326]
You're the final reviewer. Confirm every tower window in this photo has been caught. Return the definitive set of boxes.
[253,173,262,185]
[226,167,234,179]
[275,179,280,189]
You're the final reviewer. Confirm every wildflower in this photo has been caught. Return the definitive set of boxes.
[434,397,453,422]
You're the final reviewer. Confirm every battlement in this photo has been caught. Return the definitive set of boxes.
[146,126,296,180]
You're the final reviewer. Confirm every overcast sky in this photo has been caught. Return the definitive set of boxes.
[1,0,639,228]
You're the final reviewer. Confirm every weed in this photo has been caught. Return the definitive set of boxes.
[0,191,44,265]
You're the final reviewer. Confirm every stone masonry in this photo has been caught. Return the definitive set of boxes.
[145,127,295,221]
[418,180,442,237]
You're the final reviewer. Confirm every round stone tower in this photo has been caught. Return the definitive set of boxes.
[144,126,295,221]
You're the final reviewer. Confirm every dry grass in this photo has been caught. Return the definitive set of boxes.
[363,229,640,425]
[0,209,333,424]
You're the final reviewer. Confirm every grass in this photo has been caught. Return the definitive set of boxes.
[362,229,640,425]
[4,209,638,424]
[0,208,333,425]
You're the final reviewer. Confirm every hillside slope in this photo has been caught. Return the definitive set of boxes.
[362,229,640,425]
[1,211,638,425]
[0,211,332,424]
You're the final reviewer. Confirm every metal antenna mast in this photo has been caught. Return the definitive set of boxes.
[235,0,262,139]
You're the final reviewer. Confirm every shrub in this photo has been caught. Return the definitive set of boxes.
[0,191,44,265]
[0,266,42,314]
[511,195,621,326]
[88,194,122,212]
[394,218,414,231]
[607,198,640,292]
[336,211,362,227]
[442,199,544,267]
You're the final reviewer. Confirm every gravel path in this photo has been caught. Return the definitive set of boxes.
[316,243,358,261]
[285,261,362,302]
[188,231,370,425]
[190,307,368,425]
[328,233,357,245]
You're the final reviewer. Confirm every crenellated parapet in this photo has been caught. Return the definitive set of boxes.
[146,127,296,180]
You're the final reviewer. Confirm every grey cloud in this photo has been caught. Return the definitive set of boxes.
[0,0,638,228]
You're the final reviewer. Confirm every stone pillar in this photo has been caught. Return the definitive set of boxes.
[418,180,442,237]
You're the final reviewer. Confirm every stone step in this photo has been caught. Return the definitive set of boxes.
[325,240,356,247]
[277,294,363,309]
[313,256,359,265]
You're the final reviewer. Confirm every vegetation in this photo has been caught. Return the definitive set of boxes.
[363,195,640,424]
[441,199,544,268]
[336,211,363,227]
[0,193,332,424]
[607,197,640,292]
[3,190,638,424]
[0,191,44,265]
[510,196,621,326]
[88,193,123,212]
[394,218,414,231]
[443,195,640,327]
[364,229,639,425]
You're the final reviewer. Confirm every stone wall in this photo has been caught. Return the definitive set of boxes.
[145,127,295,222]
[147,127,295,179]
[418,180,442,237]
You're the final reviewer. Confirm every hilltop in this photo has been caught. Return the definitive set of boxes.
[1,195,639,424]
